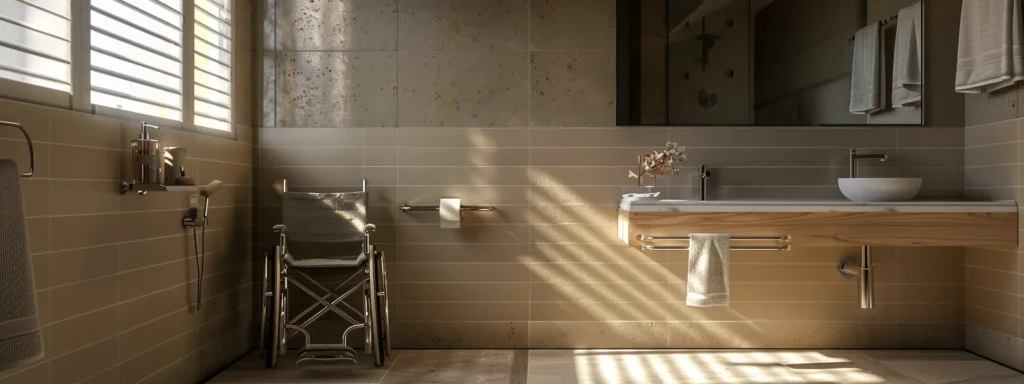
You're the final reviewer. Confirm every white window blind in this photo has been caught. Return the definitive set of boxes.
[0,0,72,93]
[90,0,184,122]
[193,0,231,131]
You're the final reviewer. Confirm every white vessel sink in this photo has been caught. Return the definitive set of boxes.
[838,178,922,202]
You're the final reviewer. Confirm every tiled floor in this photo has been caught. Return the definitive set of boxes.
[210,349,1023,384]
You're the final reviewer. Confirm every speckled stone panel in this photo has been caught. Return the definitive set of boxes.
[530,51,615,127]
[398,51,528,127]
[276,51,397,127]
[277,0,397,51]
[529,0,615,50]
[397,0,528,51]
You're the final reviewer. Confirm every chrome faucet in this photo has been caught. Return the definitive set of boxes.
[848,149,887,178]
[699,164,711,201]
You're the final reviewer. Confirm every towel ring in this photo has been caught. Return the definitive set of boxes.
[0,121,34,178]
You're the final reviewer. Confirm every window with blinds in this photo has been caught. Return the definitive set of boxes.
[0,0,72,93]
[193,0,231,131]
[90,0,184,122]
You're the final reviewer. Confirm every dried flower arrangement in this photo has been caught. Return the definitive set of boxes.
[629,142,685,188]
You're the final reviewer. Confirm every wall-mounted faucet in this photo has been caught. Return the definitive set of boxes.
[699,164,711,201]
[849,149,887,178]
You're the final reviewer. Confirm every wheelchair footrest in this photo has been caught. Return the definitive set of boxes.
[296,344,358,365]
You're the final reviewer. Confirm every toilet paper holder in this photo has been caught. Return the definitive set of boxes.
[400,204,496,213]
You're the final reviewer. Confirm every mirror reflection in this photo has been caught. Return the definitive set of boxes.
[619,0,924,126]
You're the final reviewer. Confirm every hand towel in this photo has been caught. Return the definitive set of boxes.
[956,0,1024,93]
[850,22,887,114]
[893,1,924,106]
[686,233,730,307]
[0,160,43,371]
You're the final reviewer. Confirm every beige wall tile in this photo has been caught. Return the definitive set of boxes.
[398,51,528,127]
[530,51,615,127]
[0,98,49,141]
[529,0,615,50]
[50,214,118,252]
[49,245,118,287]
[50,306,118,357]
[50,109,125,149]
[49,337,119,384]
[529,321,667,348]
[50,276,119,322]
[398,0,528,50]
[393,321,527,348]
[50,180,117,216]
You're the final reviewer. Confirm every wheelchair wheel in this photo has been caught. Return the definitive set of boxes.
[263,249,282,368]
[376,250,391,357]
[366,246,385,367]
[259,252,269,355]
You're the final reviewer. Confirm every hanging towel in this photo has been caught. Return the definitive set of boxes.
[686,234,730,307]
[0,160,42,372]
[893,1,924,106]
[850,22,887,114]
[956,0,1024,93]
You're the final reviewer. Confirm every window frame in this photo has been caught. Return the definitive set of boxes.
[0,0,236,139]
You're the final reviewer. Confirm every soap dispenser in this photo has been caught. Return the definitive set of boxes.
[130,122,161,185]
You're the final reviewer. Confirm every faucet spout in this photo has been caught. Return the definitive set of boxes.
[849,149,888,178]
[699,165,711,201]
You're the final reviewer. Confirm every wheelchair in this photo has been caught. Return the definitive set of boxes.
[260,179,391,368]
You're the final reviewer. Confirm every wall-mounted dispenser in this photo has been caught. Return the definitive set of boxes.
[130,122,161,186]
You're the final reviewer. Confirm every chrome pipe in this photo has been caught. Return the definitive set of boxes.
[400,204,496,212]
[643,244,790,251]
[860,246,874,309]
[699,164,711,201]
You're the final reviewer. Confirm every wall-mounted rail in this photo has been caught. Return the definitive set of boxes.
[0,120,34,178]
[636,234,791,251]
[400,204,496,213]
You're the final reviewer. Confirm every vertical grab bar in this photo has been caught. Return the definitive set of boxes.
[0,120,34,178]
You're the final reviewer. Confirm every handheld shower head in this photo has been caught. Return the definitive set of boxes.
[199,180,223,198]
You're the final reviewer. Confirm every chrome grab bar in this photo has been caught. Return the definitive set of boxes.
[636,234,791,251]
[0,120,34,178]
[401,204,496,213]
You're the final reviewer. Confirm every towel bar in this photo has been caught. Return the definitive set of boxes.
[642,244,791,251]
[637,235,789,242]
[0,120,34,178]
[400,204,496,213]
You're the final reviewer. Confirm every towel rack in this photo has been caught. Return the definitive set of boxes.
[848,14,899,43]
[401,204,496,213]
[636,234,791,251]
[0,121,34,178]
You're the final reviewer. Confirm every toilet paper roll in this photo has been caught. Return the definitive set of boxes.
[440,198,461,229]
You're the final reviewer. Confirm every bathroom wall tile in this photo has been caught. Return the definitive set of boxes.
[0,98,49,142]
[197,135,253,165]
[396,262,529,283]
[50,214,119,252]
[50,276,119,322]
[530,51,615,127]
[392,321,527,348]
[966,90,1019,127]
[276,0,396,51]
[48,337,119,384]
[260,146,362,167]
[398,51,528,127]
[119,308,193,359]
[397,282,528,302]
[529,0,615,51]
[20,178,48,217]
[50,109,125,149]
[398,0,528,51]
[49,245,118,287]
[924,50,966,127]
[398,147,528,166]
[0,140,49,178]
[394,243,529,263]
[277,51,397,127]
[967,142,1017,167]
[50,145,120,180]
[118,330,199,384]
[396,302,528,322]
[50,180,118,216]
[398,166,528,186]
[529,321,667,348]
[671,127,898,148]
[118,284,192,331]
[260,127,363,147]
[397,127,529,147]
[50,306,118,357]
[261,53,276,128]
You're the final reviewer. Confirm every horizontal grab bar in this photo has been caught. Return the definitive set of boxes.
[643,245,791,251]
[634,236,786,241]
[0,120,34,178]
[400,204,496,213]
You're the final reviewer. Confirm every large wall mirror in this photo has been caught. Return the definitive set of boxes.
[617,0,925,126]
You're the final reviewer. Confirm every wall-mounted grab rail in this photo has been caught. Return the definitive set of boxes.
[400,204,496,213]
[636,234,790,251]
[0,120,34,178]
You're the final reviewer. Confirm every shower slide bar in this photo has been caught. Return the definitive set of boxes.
[400,204,496,213]
[636,234,791,251]
[0,120,34,178]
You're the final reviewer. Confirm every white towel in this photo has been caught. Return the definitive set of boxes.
[686,233,730,307]
[850,22,887,114]
[893,1,924,107]
[956,0,1024,93]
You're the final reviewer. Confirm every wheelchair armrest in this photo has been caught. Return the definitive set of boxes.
[273,224,287,233]
[363,223,376,233]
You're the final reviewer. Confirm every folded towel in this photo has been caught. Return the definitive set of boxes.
[0,159,43,372]
[686,233,730,307]
[956,0,1024,93]
[893,1,924,106]
[850,22,887,114]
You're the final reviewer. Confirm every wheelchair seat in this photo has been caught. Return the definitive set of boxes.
[285,253,366,269]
